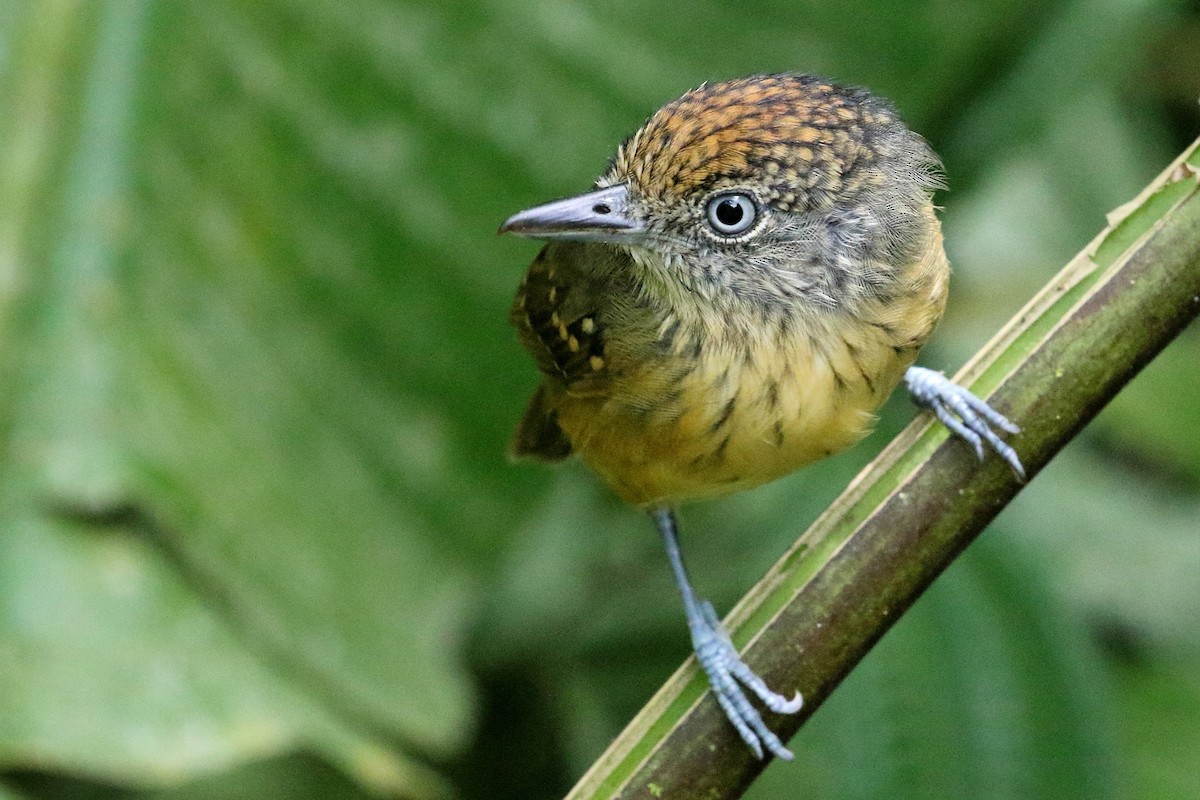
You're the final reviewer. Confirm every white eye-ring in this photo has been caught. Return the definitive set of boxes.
[704,191,758,237]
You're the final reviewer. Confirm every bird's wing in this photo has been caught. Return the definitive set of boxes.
[510,242,643,461]
[509,242,613,391]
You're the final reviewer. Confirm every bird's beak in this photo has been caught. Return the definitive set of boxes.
[498,184,644,243]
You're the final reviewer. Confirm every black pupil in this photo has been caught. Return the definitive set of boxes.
[716,198,744,226]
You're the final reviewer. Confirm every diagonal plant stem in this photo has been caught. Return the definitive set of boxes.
[563,138,1200,800]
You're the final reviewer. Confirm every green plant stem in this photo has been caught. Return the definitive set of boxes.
[564,139,1200,800]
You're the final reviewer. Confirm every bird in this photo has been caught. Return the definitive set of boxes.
[499,74,1023,761]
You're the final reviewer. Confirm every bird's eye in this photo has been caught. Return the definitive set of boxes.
[704,192,758,237]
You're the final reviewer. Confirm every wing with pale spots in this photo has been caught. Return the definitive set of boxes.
[509,242,617,461]
[510,244,610,389]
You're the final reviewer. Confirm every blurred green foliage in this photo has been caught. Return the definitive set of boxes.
[0,1,1197,799]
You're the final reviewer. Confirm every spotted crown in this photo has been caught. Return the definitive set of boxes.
[603,74,942,214]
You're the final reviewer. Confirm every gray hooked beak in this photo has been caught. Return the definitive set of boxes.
[498,184,644,243]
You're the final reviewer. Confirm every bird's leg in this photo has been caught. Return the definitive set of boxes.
[651,507,802,760]
[904,366,1025,478]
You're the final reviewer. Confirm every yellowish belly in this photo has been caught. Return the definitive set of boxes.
[556,317,917,508]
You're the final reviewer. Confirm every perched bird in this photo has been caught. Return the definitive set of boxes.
[500,74,1022,761]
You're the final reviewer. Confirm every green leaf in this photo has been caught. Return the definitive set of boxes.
[1000,446,1200,659]
[1115,657,1200,800]
[1090,329,1200,484]
[0,512,438,795]
[0,1,489,790]
[0,784,31,800]
[748,537,1117,800]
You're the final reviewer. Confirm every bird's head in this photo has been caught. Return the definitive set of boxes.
[501,74,943,314]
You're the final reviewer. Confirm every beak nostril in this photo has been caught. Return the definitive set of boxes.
[500,185,636,241]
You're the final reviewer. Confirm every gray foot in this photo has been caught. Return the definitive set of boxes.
[654,508,802,760]
[904,366,1025,479]
[689,599,803,760]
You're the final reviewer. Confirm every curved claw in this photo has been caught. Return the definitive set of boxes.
[654,508,803,761]
[691,600,802,760]
[904,366,1025,480]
